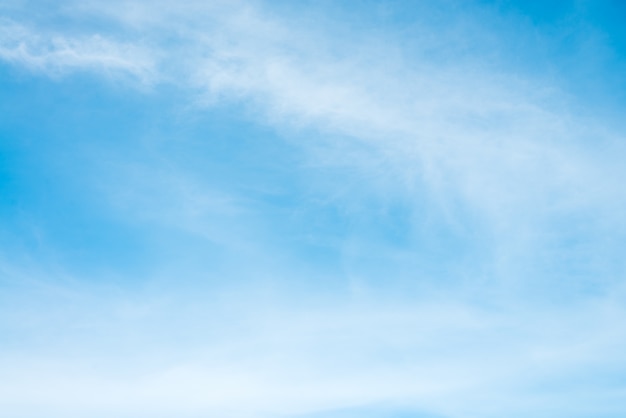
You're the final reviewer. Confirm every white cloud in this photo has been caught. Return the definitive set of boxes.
[144,0,626,298]
[0,18,157,83]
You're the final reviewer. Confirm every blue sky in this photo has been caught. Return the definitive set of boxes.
[1,1,626,417]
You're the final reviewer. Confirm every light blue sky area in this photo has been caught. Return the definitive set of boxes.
[1,1,626,417]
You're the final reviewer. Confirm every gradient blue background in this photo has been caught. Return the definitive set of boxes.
[1,1,626,417]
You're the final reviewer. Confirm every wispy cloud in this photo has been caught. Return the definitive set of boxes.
[142,0,626,298]
[0,18,157,83]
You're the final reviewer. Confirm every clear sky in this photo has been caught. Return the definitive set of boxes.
[1,1,626,417]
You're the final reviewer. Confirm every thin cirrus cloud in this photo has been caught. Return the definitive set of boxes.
[0,17,157,83]
[1,1,626,418]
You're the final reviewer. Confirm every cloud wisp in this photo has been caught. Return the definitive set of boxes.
[0,17,156,83]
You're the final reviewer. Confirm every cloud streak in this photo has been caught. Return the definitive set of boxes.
[0,17,156,83]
